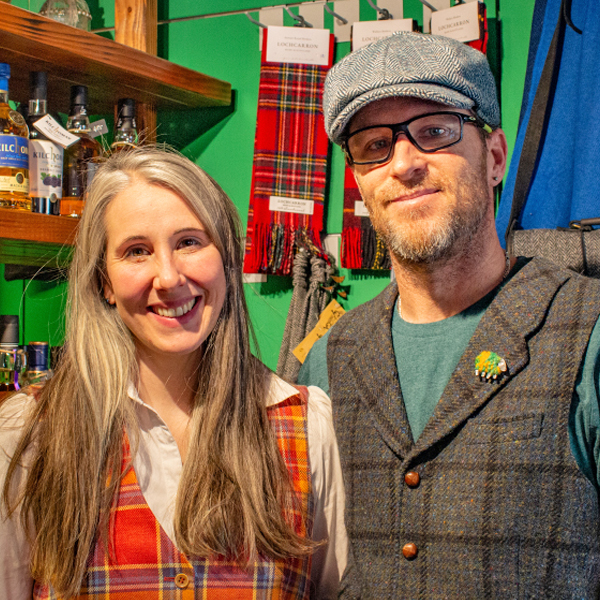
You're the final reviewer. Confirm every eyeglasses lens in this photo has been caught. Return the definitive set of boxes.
[347,113,464,164]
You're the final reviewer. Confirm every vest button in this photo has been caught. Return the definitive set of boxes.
[174,573,190,589]
[404,471,420,487]
[402,542,418,560]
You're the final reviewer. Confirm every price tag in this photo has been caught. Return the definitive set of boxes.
[89,119,109,138]
[293,299,346,363]
[431,2,481,42]
[352,19,415,51]
[266,25,331,66]
[33,115,80,148]
[269,195,314,215]
[354,200,370,217]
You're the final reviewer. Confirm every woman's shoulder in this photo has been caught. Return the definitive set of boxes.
[266,372,335,444]
[0,392,36,452]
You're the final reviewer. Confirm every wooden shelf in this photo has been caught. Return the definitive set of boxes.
[0,209,77,267]
[0,3,232,113]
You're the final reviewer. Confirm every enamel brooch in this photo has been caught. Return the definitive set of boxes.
[474,351,507,381]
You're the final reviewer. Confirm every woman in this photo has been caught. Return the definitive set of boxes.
[0,147,346,599]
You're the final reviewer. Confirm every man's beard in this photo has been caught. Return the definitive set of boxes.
[364,154,491,265]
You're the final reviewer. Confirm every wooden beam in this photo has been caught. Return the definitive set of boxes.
[114,0,157,55]
[114,0,158,142]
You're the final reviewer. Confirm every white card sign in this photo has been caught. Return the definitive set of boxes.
[431,2,481,43]
[354,200,370,217]
[269,195,315,215]
[266,26,330,65]
[352,19,414,51]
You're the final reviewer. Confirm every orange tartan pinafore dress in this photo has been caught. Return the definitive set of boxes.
[33,390,314,599]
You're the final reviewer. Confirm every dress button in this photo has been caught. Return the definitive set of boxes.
[174,573,190,589]
[402,542,418,560]
[404,471,420,487]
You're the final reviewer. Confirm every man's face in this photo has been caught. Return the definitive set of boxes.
[349,97,502,265]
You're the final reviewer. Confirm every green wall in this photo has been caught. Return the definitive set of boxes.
[4,0,535,369]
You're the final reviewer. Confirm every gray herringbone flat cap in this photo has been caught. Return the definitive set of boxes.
[324,31,500,145]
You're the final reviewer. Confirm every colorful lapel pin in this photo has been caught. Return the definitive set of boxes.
[474,351,507,382]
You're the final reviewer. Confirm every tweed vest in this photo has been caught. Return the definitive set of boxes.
[328,258,600,599]
[33,391,315,600]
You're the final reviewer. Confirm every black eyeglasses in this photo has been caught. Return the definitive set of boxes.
[342,111,493,166]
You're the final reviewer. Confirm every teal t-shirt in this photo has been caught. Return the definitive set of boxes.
[298,271,600,489]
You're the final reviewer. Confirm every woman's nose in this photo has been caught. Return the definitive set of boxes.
[153,253,185,290]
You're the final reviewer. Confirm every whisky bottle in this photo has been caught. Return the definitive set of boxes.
[61,85,103,218]
[0,63,31,211]
[0,315,26,392]
[28,72,64,215]
[111,98,138,152]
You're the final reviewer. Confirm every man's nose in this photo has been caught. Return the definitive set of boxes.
[387,134,428,180]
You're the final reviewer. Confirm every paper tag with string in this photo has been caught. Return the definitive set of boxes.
[293,299,346,363]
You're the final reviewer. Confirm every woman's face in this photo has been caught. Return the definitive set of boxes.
[103,178,227,363]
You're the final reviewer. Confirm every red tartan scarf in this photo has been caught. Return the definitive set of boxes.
[33,391,314,599]
[243,29,334,275]
[341,166,391,270]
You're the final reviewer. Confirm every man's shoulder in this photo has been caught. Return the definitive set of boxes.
[518,256,600,303]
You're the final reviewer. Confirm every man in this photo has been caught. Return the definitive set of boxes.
[298,32,600,598]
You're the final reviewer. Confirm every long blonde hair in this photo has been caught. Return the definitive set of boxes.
[3,147,314,596]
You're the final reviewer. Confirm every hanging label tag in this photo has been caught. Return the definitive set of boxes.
[269,195,314,215]
[354,200,370,217]
[89,119,109,138]
[293,299,346,363]
[352,19,415,51]
[431,2,481,42]
[266,25,331,65]
[33,115,80,148]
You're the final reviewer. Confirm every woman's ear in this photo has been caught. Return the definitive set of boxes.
[103,282,115,306]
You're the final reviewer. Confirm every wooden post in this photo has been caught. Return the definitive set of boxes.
[114,0,157,143]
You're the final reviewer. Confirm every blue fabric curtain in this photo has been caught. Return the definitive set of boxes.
[495,0,600,245]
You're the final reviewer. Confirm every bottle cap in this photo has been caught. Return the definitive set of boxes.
[0,315,19,345]
[30,72,48,101]
[70,85,88,107]
[117,98,136,119]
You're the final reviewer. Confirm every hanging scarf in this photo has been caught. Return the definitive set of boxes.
[341,166,391,270]
[243,29,334,275]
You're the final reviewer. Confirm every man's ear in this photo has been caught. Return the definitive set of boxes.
[486,128,508,187]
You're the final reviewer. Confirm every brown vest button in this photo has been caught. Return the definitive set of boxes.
[404,471,420,487]
[402,542,418,560]
[174,573,190,589]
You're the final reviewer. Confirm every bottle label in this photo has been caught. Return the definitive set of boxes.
[0,173,29,194]
[0,135,29,169]
[32,115,80,148]
[29,140,63,198]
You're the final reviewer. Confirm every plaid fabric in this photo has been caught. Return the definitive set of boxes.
[341,166,390,270]
[34,391,314,599]
[243,29,334,275]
